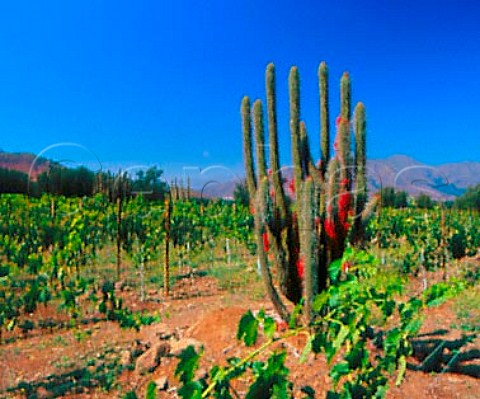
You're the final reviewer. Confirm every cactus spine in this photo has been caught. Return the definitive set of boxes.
[241,62,375,322]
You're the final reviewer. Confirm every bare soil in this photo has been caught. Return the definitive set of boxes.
[0,264,478,399]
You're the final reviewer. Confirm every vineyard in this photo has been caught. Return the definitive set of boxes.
[1,61,479,399]
[0,192,479,398]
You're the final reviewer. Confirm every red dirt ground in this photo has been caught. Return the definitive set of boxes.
[0,267,478,399]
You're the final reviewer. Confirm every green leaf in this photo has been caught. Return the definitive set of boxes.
[326,391,341,399]
[332,324,349,352]
[329,361,350,386]
[395,355,407,386]
[380,300,396,319]
[328,259,342,284]
[177,381,204,399]
[237,310,259,347]
[289,302,302,328]
[145,381,157,399]
[404,318,423,335]
[299,335,313,364]
[246,352,290,399]
[311,332,326,354]
[175,345,202,384]
[311,292,328,313]
[300,386,316,399]
[423,283,454,307]
[263,316,276,339]
[345,345,368,370]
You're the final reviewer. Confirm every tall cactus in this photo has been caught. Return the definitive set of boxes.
[241,62,376,321]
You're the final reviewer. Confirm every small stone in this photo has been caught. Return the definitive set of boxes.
[170,338,202,356]
[140,323,172,345]
[119,350,132,367]
[135,342,171,375]
[131,340,149,359]
[36,386,51,399]
[155,376,169,391]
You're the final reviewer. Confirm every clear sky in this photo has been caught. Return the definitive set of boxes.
[0,1,478,178]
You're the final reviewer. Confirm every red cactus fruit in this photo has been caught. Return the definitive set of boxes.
[288,178,296,195]
[262,231,270,253]
[296,256,305,279]
[325,218,336,239]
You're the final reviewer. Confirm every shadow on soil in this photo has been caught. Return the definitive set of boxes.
[409,329,479,378]
[3,362,125,399]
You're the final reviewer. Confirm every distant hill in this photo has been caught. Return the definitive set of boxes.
[1,151,478,200]
[0,151,51,180]
[367,155,480,200]
[202,155,480,200]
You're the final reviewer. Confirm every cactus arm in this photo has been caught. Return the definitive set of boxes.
[241,96,257,197]
[299,178,317,321]
[340,72,351,122]
[253,100,268,182]
[352,102,368,244]
[300,122,324,186]
[266,63,288,223]
[319,62,330,178]
[254,178,290,321]
[289,67,304,195]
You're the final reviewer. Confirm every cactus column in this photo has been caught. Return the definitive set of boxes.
[241,62,375,322]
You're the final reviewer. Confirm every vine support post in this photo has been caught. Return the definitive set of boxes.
[116,194,122,281]
[164,195,171,298]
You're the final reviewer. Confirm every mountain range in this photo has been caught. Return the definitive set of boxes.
[1,151,479,200]
[199,155,480,200]
[0,150,51,180]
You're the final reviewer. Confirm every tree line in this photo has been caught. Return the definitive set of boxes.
[0,165,168,200]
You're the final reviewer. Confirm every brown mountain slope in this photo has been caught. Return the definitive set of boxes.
[0,151,51,180]
[367,155,480,200]
[205,155,480,200]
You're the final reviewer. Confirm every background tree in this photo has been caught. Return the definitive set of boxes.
[233,179,250,206]
[454,183,480,210]
[416,193,435,209]
[0,168,29,194]
[131,166,167,200]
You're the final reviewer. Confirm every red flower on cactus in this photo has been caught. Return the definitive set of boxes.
[250,204,255,215]
[325,218,336,239]
[296,256,305,279]
[288,178,296,195]
[292,212,298,224]
[270,188,275,199]
[262,231,270,253]
[268,168,273,176]
[342,261,351,273]
[333,135,339,151]
[338,191,351,230]
[335,115,344,127]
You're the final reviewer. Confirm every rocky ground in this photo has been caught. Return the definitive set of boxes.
[0,264,478,398]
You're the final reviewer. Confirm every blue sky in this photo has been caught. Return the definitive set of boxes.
[0,1,479,179]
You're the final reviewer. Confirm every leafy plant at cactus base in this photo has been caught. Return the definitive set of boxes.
[174,248,465,398]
